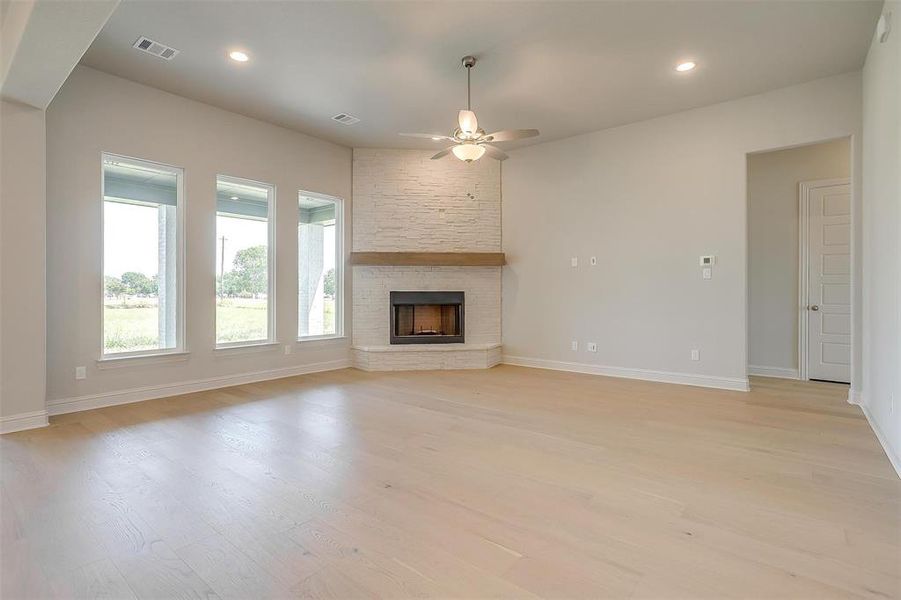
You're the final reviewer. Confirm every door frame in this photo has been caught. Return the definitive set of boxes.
[798,177,851,381]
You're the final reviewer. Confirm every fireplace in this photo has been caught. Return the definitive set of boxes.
[390,291,464,344]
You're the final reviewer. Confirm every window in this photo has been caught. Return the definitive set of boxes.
[215,176,275,346]
[102,154,184,357]
[298,192,343,339]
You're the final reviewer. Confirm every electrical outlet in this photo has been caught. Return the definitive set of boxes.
[587,342,598,352]
[571,340,578,351]
[702,267,712,280]
[590,256,597,266]
[284,345,292,355]
[75,366,86,380]
[690,349,700,361]
[571,257,578,268]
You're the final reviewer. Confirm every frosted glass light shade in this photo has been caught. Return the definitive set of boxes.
[452,144,486,162]
[458,110,478,134]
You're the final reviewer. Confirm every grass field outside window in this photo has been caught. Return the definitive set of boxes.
[104,297,334,350]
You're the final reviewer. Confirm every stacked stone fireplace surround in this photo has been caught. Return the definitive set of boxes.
[352,149,502,370]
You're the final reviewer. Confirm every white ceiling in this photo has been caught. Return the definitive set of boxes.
[80,0,881,150]
[1,0,118,109]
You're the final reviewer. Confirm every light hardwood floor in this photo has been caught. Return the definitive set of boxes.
[2,366,899,599]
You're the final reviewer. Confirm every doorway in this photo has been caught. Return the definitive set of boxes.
[747,138,852,385]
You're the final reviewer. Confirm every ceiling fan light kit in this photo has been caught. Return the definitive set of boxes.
[400,55,539,162]
[452,144,486,162]
[458,110,479,136]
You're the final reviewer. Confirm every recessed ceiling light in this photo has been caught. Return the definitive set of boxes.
[229,50,249,63]
[230,196,239,200]
[431,136,442,141]
[675,61,696,72]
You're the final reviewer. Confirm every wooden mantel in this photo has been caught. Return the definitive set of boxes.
[350,252,506,267]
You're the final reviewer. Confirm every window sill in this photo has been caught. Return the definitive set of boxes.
[297,334,347,343]
[97,351,190,369]
[214,341,280,355]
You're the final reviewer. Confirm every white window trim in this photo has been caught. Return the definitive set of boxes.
[212,341,280,356]
[100,152,186,359]
[96,350,190,369]
[297,190,344,342]
[214,174,277,349]
[297,334,347,343]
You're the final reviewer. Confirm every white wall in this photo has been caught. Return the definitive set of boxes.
[861,3,900,474]
[45,66,352,412]
[0,99,47,428]
[748,138,850,376]
[502,72,862,390]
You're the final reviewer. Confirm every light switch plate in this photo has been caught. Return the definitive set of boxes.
[590,256,597,266]
[571,340,578,351]
[691,349,700,361]
[587,342,598,352]
[699,255,716,266]
[75,366,86,380]
[702,267,712,279]
[571,257,578,267]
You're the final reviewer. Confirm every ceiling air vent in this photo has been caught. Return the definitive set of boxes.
[133,36,180,60]
[331,113,360,125]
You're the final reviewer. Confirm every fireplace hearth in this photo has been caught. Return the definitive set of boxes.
[390,291,464,344]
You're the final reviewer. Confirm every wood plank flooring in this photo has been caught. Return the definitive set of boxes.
[2,366,898,599]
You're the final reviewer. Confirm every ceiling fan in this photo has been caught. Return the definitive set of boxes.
[400,55,539,162]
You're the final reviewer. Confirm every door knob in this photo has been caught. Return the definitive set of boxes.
[810,305,819,311]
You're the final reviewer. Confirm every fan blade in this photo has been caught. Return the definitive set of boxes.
[484,129,539,143]
[431,147,454,160]
[480,144,508,161]
[458,110,478,135]
[400,133,454,141]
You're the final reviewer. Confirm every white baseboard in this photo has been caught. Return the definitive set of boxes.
[47,358,351,416]
[847,388,862,405]
[748,365,800,379]
[502,355,749,392]
[1,410,49,434]
[856,397,901,480]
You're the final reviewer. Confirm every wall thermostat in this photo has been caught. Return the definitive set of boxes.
[699,255,716,266]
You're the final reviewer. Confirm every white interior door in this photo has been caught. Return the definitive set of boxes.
[806,181,851,383]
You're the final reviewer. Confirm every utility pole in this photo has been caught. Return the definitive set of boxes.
[219,236,227,291]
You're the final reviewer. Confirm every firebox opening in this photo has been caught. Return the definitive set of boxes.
[390,291,464,344]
